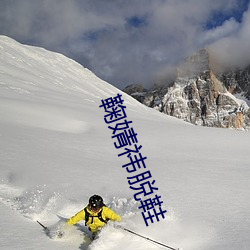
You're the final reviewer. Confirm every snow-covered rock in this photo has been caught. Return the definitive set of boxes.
[124,49,250,130]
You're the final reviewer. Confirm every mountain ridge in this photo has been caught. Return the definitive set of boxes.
[123,49,250,130]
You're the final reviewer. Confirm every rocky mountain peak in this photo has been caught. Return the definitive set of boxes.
[123,49,250,130]
[177,49,210,78]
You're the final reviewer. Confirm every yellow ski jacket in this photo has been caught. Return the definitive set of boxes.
[67,206,121,233]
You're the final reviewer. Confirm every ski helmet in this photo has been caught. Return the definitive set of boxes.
[89,195,104,210]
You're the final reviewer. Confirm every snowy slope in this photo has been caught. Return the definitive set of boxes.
[0,36,250,250]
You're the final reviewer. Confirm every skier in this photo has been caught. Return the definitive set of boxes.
[66,194,121,239]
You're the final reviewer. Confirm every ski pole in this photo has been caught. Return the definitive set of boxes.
[37,220,48,231]
[123,227,180,250]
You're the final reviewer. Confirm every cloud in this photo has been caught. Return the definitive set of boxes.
[200,18,240,45]
[0,0,249,89]
[208,4,250,69]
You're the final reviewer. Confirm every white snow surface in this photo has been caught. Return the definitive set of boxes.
[0,35,250,250]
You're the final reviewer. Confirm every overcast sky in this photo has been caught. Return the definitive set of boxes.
[0,0,249,89]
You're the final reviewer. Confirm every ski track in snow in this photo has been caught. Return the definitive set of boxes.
[0,99,91,134]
